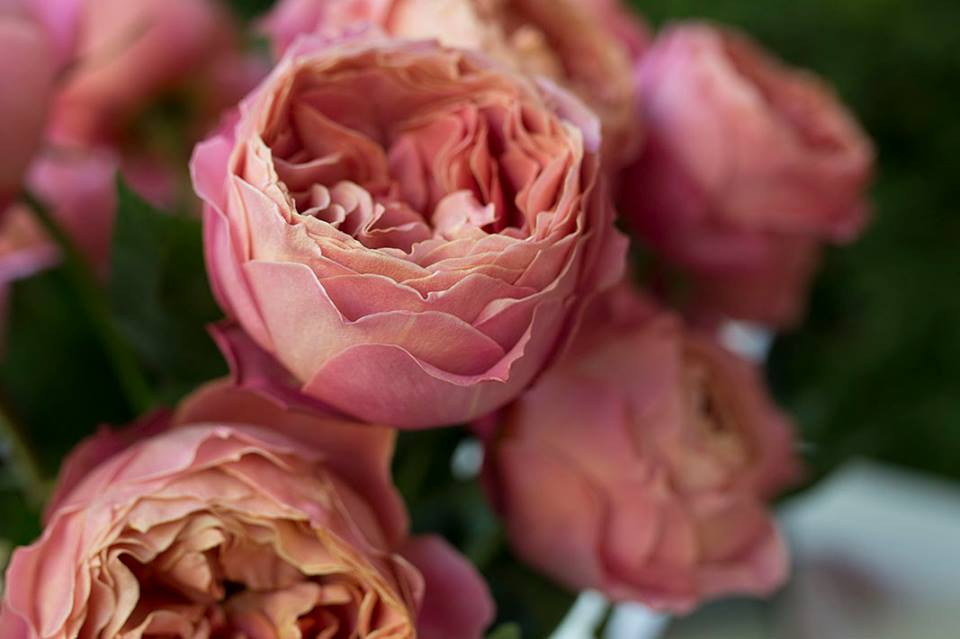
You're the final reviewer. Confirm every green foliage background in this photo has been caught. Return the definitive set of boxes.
[0,1,956,637]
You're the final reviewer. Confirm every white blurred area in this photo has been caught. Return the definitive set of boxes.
[551,460,960,639]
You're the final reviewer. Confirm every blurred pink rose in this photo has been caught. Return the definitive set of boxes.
[0,149,117,341]
[262,0,644,166]
[571,0,651,63]
[1,382,494,639]
[0,0,266,324]
[481,284,799,611]
[619,23,874,327]
[192,32,626,428]
[0,0,75,205]
[51,0,259,149]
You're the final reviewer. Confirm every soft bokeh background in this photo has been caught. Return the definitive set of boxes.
[0,0,957,637]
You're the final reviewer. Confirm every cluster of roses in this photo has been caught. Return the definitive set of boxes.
[0,0,873,637]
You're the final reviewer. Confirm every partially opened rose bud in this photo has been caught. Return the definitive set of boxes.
[619,23,874,327]
[262,0,644,167]
[192,32,626,428]
[481,284,799,611]
[0,1,61,205]
[1,382,495,639]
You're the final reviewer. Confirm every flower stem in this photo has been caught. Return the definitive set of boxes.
[22,190,153,416]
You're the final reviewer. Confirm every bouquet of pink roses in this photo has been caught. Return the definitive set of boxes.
[0,1,874,637]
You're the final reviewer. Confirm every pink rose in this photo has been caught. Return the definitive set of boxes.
[571,0,651,63]
[619,23,874,327]
[192,32,626,428]
[1,382,494,638]
[50,0,260,149]
[481,284,799,611]
[0,149,117,340]
[0,0,70,205]
[262,0,644,166]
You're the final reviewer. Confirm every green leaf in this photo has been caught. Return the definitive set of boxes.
[485,551,578,638]
[0,269,132,476]
[109,180,226,405]
[228,0,276,21]
[486,623,522,639]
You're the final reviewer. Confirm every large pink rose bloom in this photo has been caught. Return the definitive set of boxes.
[481,285,799,611]
[0,382,494,638]
[262,0,645,167]
[192,33,626,428]
[0,0,75,205]
[619,23,874,327]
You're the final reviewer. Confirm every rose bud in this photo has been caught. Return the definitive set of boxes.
[619,23,874,327]
[0,382,495,638]
[261,0,645,167]
[191,32,626,428]
[480,284,800,611]
[0,0,68,206]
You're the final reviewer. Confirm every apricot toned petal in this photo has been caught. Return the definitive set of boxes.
[43,411,171,523]
[175,379,411,546]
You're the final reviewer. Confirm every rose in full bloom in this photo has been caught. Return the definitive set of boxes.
[619,23,874,327]
[0,382,494,638]
[192,32,626,428]
[0,0,76,205]
[480,284,799,611]
[261,0,644,166]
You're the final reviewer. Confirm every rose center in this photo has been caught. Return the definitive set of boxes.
[259,56,571,253]
[106,512,387,639]
[682,355,749,470]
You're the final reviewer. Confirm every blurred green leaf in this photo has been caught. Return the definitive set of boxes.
[486,550,578,638]
[393,429,574,634]
[0,480,41,547]
[0,269,131,476]
[228,0,276,21]
[109,181,226,405]
[487,623,523,639]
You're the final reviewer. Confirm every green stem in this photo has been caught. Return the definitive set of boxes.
[594,604,615,638]
[0,394,47,506]
[23,191,153,415]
